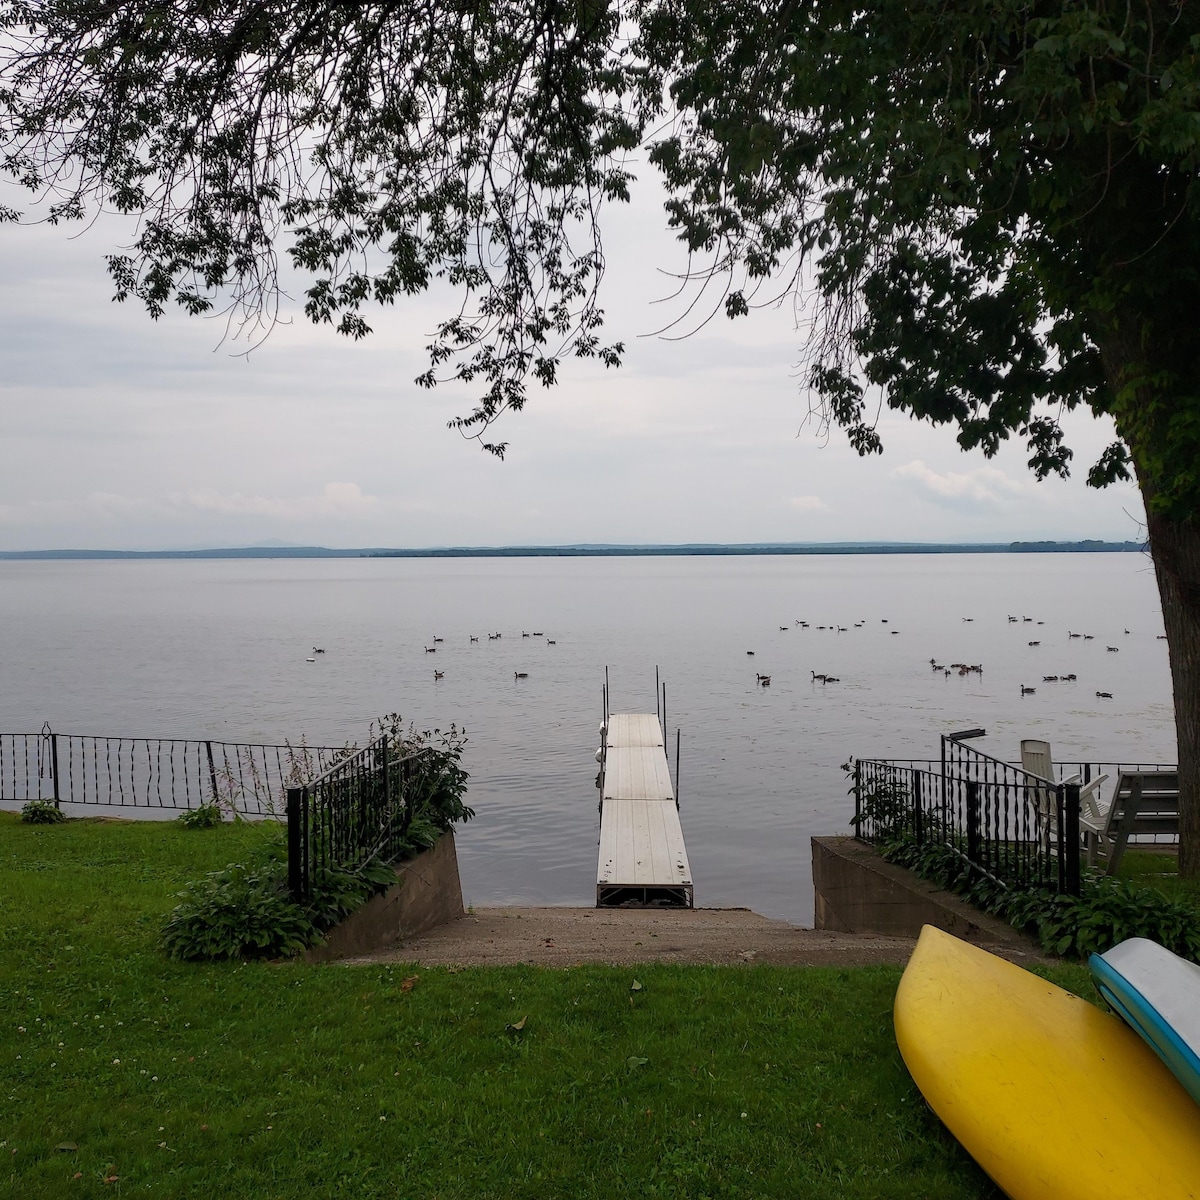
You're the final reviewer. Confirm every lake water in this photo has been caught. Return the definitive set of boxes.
[0,553,1177,923]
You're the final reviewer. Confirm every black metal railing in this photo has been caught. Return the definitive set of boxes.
[942,736,1081,893]
[286,735,433,901]
[0,725,344,816]
[853,743,1083,894]
[853,737,1181,896]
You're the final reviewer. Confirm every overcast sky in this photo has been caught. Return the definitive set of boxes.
[0,171,1146,551]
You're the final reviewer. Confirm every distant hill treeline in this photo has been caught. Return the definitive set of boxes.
[0,540,1146,560]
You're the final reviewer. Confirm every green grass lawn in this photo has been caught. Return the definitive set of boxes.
[0,814,1096,1199]
[1118,850,1200,906]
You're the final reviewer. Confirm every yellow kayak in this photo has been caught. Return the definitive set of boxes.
[895,926,1200,1200]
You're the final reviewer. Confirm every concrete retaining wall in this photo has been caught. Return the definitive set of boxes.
[811,835,1031,948]
[305,830,464,963]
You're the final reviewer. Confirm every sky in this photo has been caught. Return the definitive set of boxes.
[0,172,1147,551]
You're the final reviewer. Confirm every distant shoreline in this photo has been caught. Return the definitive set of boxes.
[0,540,1145,561]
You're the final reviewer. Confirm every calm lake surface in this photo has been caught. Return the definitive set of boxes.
[0,553,1177,923]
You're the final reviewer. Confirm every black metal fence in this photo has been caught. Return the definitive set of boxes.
[286,735,434,901]
[853,738,1182,895]
[853,740,1085,893]
[0,725,344,816]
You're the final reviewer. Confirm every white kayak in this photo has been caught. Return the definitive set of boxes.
[1089,936,1200,1107]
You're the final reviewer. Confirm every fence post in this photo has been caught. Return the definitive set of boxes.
[965,781,981,870]
[204,741,220,806]
[913,770,924,846]
[286,785,305,902]
[853,759,862,835]
[50,731,61,809]
[382,733,392,817]
[1063,781,1081,896]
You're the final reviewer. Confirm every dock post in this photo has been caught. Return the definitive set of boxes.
[675,728,681,810]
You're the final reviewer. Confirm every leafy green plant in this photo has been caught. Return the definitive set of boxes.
[375,712,475,832]
[305,860,398,931]
[846,771,914,844]
[866,812,1200,962]
[160,857,316,961]
[161,830,401,961]
[177,802,224,829]
[163,714,475,962]
[20,799,65,824]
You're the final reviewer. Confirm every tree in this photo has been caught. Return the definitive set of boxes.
[2,1,1199,871]
[637,0,1200,873]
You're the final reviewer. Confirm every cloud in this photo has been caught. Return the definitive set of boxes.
[891,460,1027,509]
[789,495,830,513]
[0,483,380,528]
[177,482,379,520]
[0,491,167,525]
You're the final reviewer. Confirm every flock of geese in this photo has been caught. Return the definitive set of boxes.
[303,630,562,681]
[742,611,1149,700]
[1011,619,1135,700]
[304,611,1152,700]
[433,631,558,681]
[746,617,900,687]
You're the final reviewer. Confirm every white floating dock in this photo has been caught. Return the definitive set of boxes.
[596,713,693,907]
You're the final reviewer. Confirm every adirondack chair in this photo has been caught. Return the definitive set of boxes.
[1079,770,1180,874]
[1019,739,1110,846]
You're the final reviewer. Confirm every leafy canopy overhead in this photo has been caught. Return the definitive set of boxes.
[641,0,1200,513]
[2,1,1198,503]
[0,0,641,455]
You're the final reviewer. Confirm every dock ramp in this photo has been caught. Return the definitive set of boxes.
[596,713,693,907]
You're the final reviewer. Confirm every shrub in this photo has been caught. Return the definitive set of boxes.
[867,820,1200,962]
[177,802,224,829]
[160,857,317,961]
[160,852,403,962]
[999,875,1200,962]
[375,712,475,835]
[305,860,398,931]
[163,714,476,962]
[844,762,1200,962]
[20,799,65,824]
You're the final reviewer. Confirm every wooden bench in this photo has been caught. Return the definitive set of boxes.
[1080,771,1180,875]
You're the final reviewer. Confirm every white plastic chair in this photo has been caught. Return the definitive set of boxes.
[1019,738,1110,850]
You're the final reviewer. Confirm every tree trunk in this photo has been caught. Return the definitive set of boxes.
[1141,503,1200,876]
[1100,312,1200,879]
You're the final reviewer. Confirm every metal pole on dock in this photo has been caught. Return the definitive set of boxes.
[675,727,681,810]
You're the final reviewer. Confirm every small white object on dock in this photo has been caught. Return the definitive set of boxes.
[596,713,692,908]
